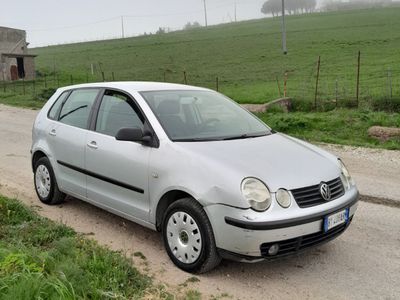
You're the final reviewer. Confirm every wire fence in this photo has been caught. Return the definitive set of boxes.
[1,52,400,112]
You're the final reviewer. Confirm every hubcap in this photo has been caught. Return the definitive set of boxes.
[166,211,202,264]
[35,165,51,198]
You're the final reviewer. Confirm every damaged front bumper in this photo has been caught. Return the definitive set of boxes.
[204,186,359,262]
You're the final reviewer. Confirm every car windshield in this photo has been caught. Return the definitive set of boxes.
[140,90,271,142]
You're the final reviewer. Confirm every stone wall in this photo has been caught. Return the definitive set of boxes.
[0,27,26,54]
[0,27,35,81]
[23,57,35,80]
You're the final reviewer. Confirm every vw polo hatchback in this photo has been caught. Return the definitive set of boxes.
[31,82,359,273]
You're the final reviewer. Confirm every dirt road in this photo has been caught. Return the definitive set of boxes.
[0,104,399,299]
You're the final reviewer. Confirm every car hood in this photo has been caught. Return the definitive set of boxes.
[177,133,341,192]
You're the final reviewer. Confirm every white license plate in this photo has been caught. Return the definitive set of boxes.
[324,208,349,232]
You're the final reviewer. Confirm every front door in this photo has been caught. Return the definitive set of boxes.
[10,65,18,81]
[85,90,151,222]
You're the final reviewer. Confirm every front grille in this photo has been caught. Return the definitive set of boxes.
[260,218,352,258]
[291,177,345,208]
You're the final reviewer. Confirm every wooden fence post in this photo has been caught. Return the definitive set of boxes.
[284,71,288,98]
[183,71,187,84]
[387,68,392,99]
[314,56,321,110]
[216,76,219,91]
[112,72,115,81]
[335,79,338,108]
[70,74,73,85]
[2,71,6,93]
[44,74,47,88]
[356,50,361,108]
[276,75,282,97]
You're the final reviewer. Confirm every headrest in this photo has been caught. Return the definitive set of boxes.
[109,100,128,112]
[157,100,180,115]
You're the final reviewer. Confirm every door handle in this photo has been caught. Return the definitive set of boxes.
[87,141,98,149]
[49,129,57,136]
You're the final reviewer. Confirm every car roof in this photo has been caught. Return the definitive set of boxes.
[58,81,210,93]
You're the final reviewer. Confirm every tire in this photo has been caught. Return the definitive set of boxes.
[34,157,66,205]
[162,197,221,273]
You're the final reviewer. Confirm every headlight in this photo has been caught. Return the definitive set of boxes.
[339,159,355,190]
[241,178,271,212]
[276,189,291,208]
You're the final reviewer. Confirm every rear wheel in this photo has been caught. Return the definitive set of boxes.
[162,198,221,273]
[34,157,65,205]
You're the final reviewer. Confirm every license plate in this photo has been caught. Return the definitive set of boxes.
[324,208,349,232]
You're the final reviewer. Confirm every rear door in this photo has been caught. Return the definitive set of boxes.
[85,89,152,222]
[46,88,100,197]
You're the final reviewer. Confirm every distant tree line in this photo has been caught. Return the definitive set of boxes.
[261,0,397,17]
[183,22,202,30]
[261,0,317,17]
[321,0,395,12]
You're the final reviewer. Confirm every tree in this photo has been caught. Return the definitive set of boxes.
[156,27,166,35]
[305,0,317,13]
[261,0,282,17]
[183,21,202,30]
[261,0,316,17]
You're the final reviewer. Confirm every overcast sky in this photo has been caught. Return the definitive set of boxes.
[0,0,274,47]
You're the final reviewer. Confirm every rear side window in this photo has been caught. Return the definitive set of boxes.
[59,89,99,129]
[95,90,144,137]
[48,92,69,120]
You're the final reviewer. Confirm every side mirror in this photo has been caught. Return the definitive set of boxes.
[115,127,150,143]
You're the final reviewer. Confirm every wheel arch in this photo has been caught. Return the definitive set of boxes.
[31,150,48,171]
[155,189,199,231]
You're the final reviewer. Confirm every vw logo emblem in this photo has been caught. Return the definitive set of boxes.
[320,183,331,201]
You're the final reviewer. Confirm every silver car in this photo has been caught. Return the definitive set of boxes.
[31,82,358,273]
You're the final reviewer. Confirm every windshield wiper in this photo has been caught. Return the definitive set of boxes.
[174,132,272,142]
[222,132,269,141]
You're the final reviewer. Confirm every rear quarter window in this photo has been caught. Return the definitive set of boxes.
[48,91,69,120]
[58,89,99,129]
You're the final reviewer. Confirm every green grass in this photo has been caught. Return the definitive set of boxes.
[23,7,400,105]
[0,91,53,109]
[261,109,400,150]
[0,8,398,149]
[0,195,171,299]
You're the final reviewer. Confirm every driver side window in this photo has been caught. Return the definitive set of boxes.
[95,90,145,137]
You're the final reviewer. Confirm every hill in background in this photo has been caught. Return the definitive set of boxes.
[33,7,400,105]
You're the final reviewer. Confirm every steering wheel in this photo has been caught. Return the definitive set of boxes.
[200,118,220,130]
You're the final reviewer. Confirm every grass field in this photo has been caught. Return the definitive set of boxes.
[0,8,398,150]
[0,195,172,299]
[27,7,400,106]
[262,109,400,150]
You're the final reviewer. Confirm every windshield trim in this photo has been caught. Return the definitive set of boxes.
[139,89,272,142]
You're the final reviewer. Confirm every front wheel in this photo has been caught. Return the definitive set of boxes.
[162,198,221,273]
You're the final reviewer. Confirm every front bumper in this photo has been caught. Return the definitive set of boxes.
[204,186,359,261]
